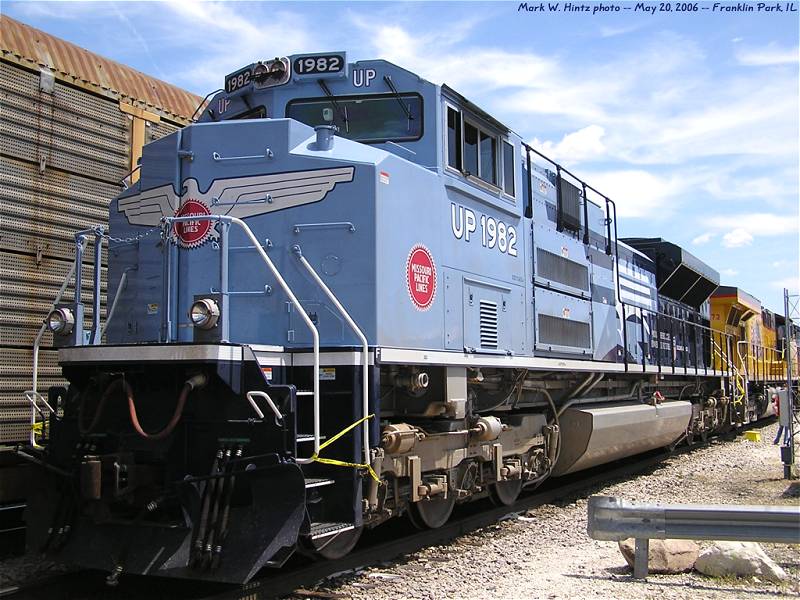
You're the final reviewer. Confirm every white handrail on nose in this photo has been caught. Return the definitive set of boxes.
[292,244,371,468]
[166,215,321,458]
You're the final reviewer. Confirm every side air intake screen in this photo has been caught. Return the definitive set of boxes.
[538,314,591,349]
[536,248,589,291]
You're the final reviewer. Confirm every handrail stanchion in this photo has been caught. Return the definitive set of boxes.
[220,221,231,343]
[88,229,104,344]
[621,302,628,371]
[670,316,676,374]
[640,308,646,372]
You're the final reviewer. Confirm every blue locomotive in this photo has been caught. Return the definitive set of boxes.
[26,53,780,584]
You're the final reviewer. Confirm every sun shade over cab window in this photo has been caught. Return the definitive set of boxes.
[286,93,423,143]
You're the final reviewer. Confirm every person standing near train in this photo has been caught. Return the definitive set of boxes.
[773,393,790,446]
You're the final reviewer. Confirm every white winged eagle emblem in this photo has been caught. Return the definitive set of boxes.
[117,166,355,227]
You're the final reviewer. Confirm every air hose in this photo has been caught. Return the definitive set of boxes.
[127,373,207,440]
[90,374,207,440]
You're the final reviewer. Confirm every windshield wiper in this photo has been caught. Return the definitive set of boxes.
[317,80,349,133]
[384,75,414,132]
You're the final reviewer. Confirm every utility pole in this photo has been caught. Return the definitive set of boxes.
[782,288,798,480]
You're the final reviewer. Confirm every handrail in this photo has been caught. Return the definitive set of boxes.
[736,340,749,380]
[620,299,736,375]
[292,244,371,468]
[164,214,322,457]
[27,236,89,449]
[246,390,284,426]
[100,267,133,338]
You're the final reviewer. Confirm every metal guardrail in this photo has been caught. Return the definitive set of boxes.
[587,495,800,578]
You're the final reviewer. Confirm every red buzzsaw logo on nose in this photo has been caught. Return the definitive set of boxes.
[406,245,436,311]
[173,199,212,248]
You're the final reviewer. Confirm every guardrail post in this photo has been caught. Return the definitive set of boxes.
[633,538,649,579]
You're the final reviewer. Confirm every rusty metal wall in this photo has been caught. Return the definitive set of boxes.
[2,16,202,123]
[0,59,180,445]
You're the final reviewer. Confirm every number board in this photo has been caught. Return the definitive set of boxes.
[224,65,253,94]
[292,53,347,80]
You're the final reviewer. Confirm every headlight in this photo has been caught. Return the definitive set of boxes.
[47,308,74,335]
[189,299,220,330]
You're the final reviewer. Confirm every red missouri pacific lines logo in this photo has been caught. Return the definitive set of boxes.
[406,244,437,311]
[173,199,212,248]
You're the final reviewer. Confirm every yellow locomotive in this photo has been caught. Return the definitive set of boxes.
[710,286,796,390]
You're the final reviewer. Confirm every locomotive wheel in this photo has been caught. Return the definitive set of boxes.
[299,526,363,560]
[407,495,456,529]
[489,479,523,507]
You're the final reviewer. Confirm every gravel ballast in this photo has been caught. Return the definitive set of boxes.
[309,421,799,600]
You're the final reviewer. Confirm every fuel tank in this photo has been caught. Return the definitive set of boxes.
[551,400,691,476]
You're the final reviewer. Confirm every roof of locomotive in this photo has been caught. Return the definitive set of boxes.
[712,286,762,312]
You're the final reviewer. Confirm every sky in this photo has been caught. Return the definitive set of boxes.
[5,0,799,312]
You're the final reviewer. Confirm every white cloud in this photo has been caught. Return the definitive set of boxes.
[771,276,800,293]
[158,1,313,90]
[600,23,642,38]
[531,125,606,163]
[722,228,754,248]
[736,44,799,66]
[708,213,800,235]
[772,260,794,268]
[701,173,794,203]
[721,268,739,276]
[692,232,714,245]
[479,33,799,175]
[5,0,97,19]
[575,169,686,218]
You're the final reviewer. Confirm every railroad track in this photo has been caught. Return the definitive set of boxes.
[0,430,746,600]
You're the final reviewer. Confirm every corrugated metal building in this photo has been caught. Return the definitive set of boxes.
[0,15,202,446]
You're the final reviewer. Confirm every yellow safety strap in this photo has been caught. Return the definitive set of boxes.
[310,413,381,483]
[31,422,43,434]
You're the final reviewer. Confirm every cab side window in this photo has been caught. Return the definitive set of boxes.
[447,107,461,170]
[445,104,514,199]
[502,141,514,196]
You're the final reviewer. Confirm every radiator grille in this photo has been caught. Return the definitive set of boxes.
[536,248,589,291]
[538,314,591,348]
[479,300,498,349]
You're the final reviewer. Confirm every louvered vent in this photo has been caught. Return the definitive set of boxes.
[536,248,589,291]
[538,314,591,349]
[479,300,498,349]
[559,179,582,232]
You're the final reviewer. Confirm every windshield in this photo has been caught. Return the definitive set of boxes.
[286,93,423,143]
